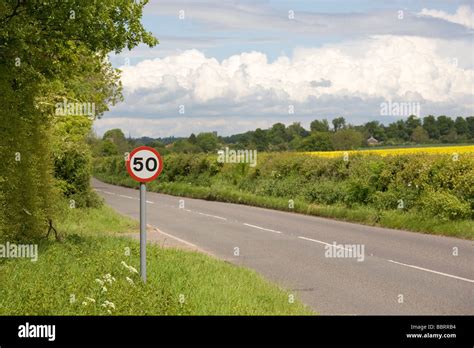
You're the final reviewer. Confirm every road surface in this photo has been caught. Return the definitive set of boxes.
[93,178,473,315]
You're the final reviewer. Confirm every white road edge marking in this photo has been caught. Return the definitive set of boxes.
[387,259,474,284]
[243,223,282,234]
[298,236,352,252]
[146,225,199,249]
[197,212,227,221]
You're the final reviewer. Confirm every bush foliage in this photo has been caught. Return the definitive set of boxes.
[94,152,473,221]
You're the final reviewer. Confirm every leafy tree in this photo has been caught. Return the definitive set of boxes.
[103,129,125,142]
[188,133,197,144]
[298,132,333,151]
[331,129,363,150]
[251,128,269,151]
[172,139,200,154]
[386,119,410,141]
[103,128,128,154]
[422,115,439,139]
[196,132,220,152]
[99,140,119,156]
[0,0,157,240]
[332,117,346,132]
[410,126,429,143]
[268,123,289,145]
[454,117,469,136]
[406,115,421,137]
[287,122,308,139]
[436,116,455,137]
[310,119,330,132]
[363,121,386,141]
[466,116,474,139]
[53,116,102,207]
[440,129,458,143]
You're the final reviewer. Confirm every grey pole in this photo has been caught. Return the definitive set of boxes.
[140,182,147,282]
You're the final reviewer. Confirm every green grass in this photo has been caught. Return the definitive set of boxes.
[93,173,474,239]
[57,204,137,236]
[0,205,313,315]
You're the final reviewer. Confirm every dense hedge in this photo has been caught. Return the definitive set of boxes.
[94,151,473,221]
[0,86,59,242]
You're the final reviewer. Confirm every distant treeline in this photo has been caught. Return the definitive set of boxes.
[94,115,474,156]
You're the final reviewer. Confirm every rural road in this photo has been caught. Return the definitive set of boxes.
[93,178,473,315]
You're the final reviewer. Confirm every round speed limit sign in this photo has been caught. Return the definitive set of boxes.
[126,146,163,183]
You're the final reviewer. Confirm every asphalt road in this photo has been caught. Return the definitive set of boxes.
[93,178,473,315]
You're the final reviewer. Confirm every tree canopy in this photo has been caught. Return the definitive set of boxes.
[0,0,157,241]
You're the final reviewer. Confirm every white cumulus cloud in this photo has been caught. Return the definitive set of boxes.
[118,35,473,108]
[420,5,474,29]
[97,34,474,137]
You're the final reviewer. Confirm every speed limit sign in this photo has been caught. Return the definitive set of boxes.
[126,146,163,283]
[126,146,163,183]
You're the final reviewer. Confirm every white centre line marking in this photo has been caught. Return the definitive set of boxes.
[243,223,282,234]
[103,191,115,195]
[297,236,352,251]
[387,259,474,284]
[119,194,134,199]
[146,200,154,204]
[197,212,227,221]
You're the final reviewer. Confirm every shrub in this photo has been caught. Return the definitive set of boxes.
[304,181,347,205]
[344,179,373,206]
[370,191,400,210]
[419,191,471,220]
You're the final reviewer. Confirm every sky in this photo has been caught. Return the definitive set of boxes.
[94,0,474,138]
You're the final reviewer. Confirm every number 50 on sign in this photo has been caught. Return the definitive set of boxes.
[126,146,163,183]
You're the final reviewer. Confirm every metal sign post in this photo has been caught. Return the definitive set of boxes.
[140,182,147,282]
[126,146,163,284]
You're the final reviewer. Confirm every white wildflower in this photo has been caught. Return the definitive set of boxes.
[95,279,104,286]
[103,274,114,284]
[102,300,116,311]
[85,297,96,303]
[82,302,88,306]
[101,286,107,293]
[121,260,138,274]
[126,276,135,286]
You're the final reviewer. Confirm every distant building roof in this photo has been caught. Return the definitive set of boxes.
[367,136,379,144]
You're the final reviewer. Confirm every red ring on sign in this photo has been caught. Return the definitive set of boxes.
[126,146,163,183]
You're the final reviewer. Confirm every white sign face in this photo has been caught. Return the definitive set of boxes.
[127,146,163,183]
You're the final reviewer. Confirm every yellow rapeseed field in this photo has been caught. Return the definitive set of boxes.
[305,145,474,158]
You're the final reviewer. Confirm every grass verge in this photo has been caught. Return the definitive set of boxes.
[0,205,313,315]
[93,174,474,239]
